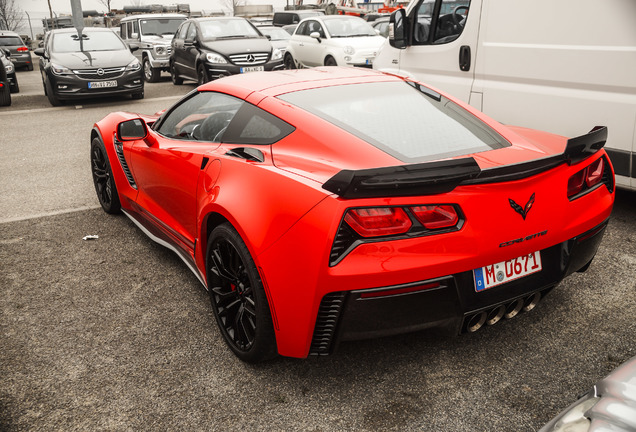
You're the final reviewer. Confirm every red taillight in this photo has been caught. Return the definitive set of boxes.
[568,157,606,199]
[410,205,459,229]
[567,170,586,197]
[585,157,604,187]
[17,47,28,52]
[344,207,412,237]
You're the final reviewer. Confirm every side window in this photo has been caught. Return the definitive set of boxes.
[120,23,127,39]
[186,23,197,41]
[413,0,470,45]
[223,103,295,145]
[177,22,190,39]
[305,20,323,37]
[132,20,139,36]
[155,92,243,142]
[296,21,308,36]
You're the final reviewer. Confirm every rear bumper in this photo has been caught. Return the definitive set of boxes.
[312,220,608,355]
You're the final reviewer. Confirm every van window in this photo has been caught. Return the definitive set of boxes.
[120,23,127,39]
[413,0,470,45]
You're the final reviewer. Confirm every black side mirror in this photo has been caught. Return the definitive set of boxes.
[389,9,409,49]
[117,118,148,141]
[128,43,139,52]
[33,48,45,58]
[184,38,195,48]
[2,48,10,57]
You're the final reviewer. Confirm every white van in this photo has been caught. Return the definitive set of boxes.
[373,0,636,190]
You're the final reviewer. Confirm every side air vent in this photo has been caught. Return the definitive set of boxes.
[113,136,137,189]
[329,223,359,266]
[309,292,346,356]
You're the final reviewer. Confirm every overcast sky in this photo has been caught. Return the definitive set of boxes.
[17,0,291,35]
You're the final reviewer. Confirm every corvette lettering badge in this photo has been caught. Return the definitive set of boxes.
[509,192,535,220]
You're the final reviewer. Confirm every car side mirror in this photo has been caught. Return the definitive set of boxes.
[309,31,321,42]
[128,43,139,52]
[2,48,10,57]
[131,32,139,39]
[117,118,148,141]
[265,34,271,40]
[33,48,45,57]
[184,38,195,47]
[389,9,409,49]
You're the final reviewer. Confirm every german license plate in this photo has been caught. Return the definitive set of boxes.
[88,80,117,89]
[473,251,542,292]
[240,66,264,73]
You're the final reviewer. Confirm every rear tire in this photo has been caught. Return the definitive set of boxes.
[90,137,121,214]
[206,223,277,363]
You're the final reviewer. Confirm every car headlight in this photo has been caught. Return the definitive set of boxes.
[126,59,141,71]
[545,393,600,432]
[343,45,355,55]
[50,63,71,75]
[272,48,284,61]
[206,52,227,64]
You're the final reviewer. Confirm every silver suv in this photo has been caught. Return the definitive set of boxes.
[119,13,186,82]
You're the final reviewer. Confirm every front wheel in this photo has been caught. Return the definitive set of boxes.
[206,223,277,363]
[324,56,338,66]
[197,63,209,86]
[284,53,296,70]
[170,61,183,85]
[142,57,160,82]
[45,79,62,106]
[90,137,121,214]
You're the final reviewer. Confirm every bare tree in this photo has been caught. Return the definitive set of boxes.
[97,0,113,14]
[0,0,22,31]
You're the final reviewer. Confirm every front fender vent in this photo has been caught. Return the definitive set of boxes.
[113,136,137,189]
[309,292,346,356]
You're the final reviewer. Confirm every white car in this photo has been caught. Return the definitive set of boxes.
[284,15,385,69]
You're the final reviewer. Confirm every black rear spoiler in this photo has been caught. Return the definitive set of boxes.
[322,127,607,198]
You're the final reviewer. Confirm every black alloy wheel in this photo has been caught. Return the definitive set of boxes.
[206,223,276,362]
[90,138,121,214]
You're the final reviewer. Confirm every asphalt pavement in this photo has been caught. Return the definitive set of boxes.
[1,67,635,432]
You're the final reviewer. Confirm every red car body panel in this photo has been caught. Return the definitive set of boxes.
[92,67,615,359]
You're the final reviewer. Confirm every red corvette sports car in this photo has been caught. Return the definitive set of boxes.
[91,67,614,362]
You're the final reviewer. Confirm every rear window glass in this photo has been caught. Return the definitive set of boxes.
[0,37,23,46]
[278,81,509,162]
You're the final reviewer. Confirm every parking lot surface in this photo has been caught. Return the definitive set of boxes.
[1,68,635,431]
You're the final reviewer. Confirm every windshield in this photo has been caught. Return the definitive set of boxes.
[258,26,291,41]
[324,17,376,37]
[139,18,184,36]
[199,19,261,40]
[278,81,509,162]
[51,31,127,53]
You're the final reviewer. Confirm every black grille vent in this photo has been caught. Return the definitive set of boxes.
[113,138,136,189]
[330,223,358,266]
[602,156,614,193]
[309,292,346,356]
[73,67,125,80]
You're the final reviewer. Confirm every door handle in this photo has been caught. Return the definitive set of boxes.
[459,45,471,71]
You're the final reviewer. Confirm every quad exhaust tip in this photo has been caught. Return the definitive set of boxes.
[464,291,544,333]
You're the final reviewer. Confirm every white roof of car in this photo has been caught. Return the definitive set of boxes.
[120,13,187,22]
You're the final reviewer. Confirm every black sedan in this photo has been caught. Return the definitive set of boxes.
[1,48,18,93]
[169,17,284,85]
[34,28,144,106]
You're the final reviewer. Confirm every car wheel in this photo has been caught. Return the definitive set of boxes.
[324,56,338,67]
[0,81,11,106]
[197,63,210,86]
[206,223,277,363]
[90,137,121,214]
[142,57,160,83]
[170,61,183,85]
[284,53,296,70]
[45,79,62,106]
[131,91,144,100]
